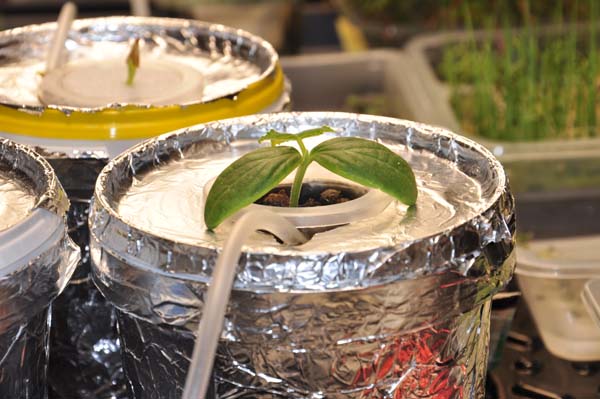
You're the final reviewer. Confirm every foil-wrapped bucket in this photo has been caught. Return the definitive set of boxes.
[90,112,516,398]
[0,16,289,398]
[0,138,79,399]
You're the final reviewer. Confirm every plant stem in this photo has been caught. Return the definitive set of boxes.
[126,60,136,86]
[289,139,311,207]
[290,157,311,207]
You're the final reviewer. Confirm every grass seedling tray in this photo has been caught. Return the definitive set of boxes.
[402,24,600,194]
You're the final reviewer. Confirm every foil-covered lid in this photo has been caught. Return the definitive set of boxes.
[0,167,36,232]
[91,112,515,292]
[0,137,77,333]
[0,137,69,228]
[0,16,278,111]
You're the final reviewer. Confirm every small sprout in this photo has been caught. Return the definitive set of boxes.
[204,126,418,229]
[440,0,599,141]
[126,38,140,86]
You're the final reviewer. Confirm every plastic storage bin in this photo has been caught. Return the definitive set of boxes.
[517,235,600,361]
[583,278,600,329]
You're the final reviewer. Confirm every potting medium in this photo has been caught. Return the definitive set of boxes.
[0,16,289,398]
[0,138,79,399]
[90,112,516,398]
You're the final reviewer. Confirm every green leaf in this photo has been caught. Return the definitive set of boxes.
[204,146,301,229]
[258,130,297,146]
[258,126,335,147]
[310,137,418,206]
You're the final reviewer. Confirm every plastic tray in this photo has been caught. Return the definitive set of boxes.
[402,25,600,195]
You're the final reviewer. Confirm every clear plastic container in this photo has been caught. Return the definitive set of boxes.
[583,279,600,329]
[517,235,600,361]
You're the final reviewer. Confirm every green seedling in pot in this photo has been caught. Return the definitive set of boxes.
[204,126,418,229]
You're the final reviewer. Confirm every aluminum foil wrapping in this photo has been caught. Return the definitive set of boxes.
[0,16,279,111]
[89,112,516,398]
[0,138,79,399]
[0,16,285,399]
[44,157,129,399]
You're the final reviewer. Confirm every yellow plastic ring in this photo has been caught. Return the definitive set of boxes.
[0,64,285,141]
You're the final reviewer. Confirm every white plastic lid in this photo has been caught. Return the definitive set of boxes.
[39,57,204,107]
[0,208,65,276]
[516,235,600,279]
[582,279,600,329]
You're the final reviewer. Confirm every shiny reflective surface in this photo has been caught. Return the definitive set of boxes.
[0,170,35,232]
[0,138,77,399]
[0,138,68,218]
[117,137,485,282]
[0,16,277,110]
[91,112,516,398]
[0,17,279,399]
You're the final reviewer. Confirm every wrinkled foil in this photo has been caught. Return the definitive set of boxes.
[0,138,78,399]
[0,138,68,217]
[90,112,516,398]
[43,157,130,399]
[0,169,36,231]
[0,16,283,398]
[0,16,278,111]
[0,309,50,399]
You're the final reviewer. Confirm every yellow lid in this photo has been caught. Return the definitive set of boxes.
[0,65,284,141]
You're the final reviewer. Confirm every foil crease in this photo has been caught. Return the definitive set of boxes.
[89,112,516,398]
[0,16,278,112]
[0,309,50,399]
[0,137,79,399]
[0,138,69,217]
[1,16,283,398]
[43,158,130,399]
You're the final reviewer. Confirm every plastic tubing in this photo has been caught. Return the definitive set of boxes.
[182,209,307,399]
[129,0,151,16]
[45,2,77,72]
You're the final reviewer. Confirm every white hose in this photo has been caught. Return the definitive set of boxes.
[129,0,151,17]
[182,210,307,399]
[46,2,77,72]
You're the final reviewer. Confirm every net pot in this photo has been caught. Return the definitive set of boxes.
[89,112,516,398]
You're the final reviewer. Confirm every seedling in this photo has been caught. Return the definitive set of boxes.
[439,0,599,141]
[126,39,140,86]
[204,126,417,229]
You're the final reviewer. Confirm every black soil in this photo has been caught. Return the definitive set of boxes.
[256,182,365,207]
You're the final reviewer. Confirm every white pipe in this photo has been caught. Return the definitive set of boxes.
[130,0,151,17]
[45,2,77,72]
[182,210,307,399]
